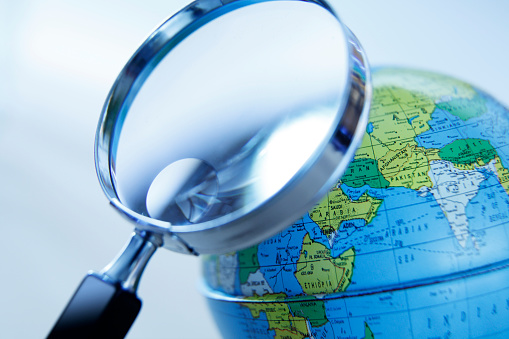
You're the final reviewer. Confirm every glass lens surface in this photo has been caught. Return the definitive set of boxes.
[111,1,349,226]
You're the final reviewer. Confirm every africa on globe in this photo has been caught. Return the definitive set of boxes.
[201,68,509,338]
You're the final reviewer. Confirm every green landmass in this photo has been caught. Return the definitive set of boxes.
[363,322,375,339]
[241,293,309,338]
[288,298,328,327]
[439,138,496,165]
[238,246,259,285]
[437,95,486,121]
[342,158,390,188]
[295,234,355,295]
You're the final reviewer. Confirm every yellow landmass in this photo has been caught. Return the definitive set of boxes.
[244,293,288,303]
[377,145,440,190]
[358,86,435,156]
[493,156,509,195]
[357,69,477,164]
[309,186,382,236]
[294,234,355,295]
[354,142,376,160]
[241,293,308,338]
[273,328,307,339]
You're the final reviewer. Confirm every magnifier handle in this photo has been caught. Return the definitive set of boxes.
[48,231,161,339]
[47,274,141,339]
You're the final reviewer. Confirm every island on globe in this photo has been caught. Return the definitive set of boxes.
[201,68,509,338]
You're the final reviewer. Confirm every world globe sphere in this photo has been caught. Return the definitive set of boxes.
[201,68,509,338]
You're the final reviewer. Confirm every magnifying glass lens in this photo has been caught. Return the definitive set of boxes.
[111,1,349,226]
[146,158,219,224]
[51,1,369,336]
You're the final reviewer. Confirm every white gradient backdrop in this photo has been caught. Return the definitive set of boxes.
[1,1,508,338]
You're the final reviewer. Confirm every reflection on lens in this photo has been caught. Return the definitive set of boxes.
[111,0,349,226]
[146,158,219,224]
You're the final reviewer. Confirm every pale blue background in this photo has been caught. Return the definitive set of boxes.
[1,1,508,338]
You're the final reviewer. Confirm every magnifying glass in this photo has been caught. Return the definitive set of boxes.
[48,0,370,337]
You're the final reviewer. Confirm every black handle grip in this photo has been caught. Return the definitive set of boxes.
[47,274,141,339]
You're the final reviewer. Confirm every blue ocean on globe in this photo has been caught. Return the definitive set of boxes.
[201,68,509,338]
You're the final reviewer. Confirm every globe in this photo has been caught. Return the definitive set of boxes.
[201,68,509,338]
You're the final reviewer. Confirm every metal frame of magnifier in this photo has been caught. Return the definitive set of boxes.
[95,0,371,256]
[49,0,371,337]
